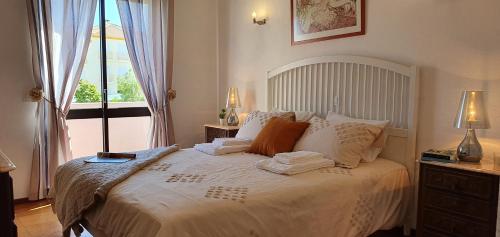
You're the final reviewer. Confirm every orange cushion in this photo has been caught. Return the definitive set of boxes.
[248,117,310,157]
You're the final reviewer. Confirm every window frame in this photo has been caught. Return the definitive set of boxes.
[67,0,151,152]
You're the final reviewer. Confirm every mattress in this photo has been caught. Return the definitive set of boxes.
[84,148,410,237]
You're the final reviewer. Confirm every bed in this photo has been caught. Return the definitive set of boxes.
[54,55,419,237]
[83,149,410,237]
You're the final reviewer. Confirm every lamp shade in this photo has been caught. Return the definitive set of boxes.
[0,149,16,173]
[226,87,241,108]
[454,91,490,129]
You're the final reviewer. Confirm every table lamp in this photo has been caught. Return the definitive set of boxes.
[0,148,16,173]
[226,87,241,126]
[454,91,490,162]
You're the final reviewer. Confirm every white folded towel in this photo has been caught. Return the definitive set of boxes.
[212,138,252,147]
[194,143,250,156]
[274,151,325,165]
[256,158,335,175]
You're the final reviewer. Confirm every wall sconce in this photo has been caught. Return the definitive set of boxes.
[252,11,266,25]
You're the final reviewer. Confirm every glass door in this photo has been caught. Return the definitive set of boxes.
[67,0,150,158]
[104,0,149,152]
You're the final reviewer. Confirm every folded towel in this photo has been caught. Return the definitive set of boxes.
[194,143,250,156]
[274,151,325,165]
[212,138,252,147]
[256,158,335,175]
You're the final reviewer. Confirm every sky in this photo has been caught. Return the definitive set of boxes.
[93,0,122,26]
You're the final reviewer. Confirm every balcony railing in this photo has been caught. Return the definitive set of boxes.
[67,102,150,159]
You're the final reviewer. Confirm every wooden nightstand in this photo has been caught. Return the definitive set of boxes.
[204,124,240,143]
[0,171,16,237]
[417,160,500,237]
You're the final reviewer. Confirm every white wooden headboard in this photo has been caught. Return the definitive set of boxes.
[266,56,419,184]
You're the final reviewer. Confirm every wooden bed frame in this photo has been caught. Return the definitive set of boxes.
[266,55,419,232]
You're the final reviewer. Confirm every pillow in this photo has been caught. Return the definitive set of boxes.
[271,108,315,122]
[326,112,389,162]
[235,111,296,140]
[294,116,383,168]
[247,117,310,157]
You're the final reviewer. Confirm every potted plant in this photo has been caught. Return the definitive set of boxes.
[219,109,226,126]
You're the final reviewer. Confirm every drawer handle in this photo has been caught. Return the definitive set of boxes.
[450,183,462,191]
[450,222,462,235]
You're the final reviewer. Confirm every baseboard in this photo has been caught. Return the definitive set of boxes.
[14,198,47,205]
[13,198,29,204]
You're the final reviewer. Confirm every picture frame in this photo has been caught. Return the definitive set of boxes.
[291,0,365,45]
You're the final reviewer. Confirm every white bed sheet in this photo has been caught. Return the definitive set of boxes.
[84,149,410,237]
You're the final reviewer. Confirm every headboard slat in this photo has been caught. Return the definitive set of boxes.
[269,59,415,127]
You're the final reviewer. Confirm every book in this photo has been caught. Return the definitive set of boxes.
[421,149,457,163]
[97,152,136,159]
[421,156,458,163]
[84,157,133,163]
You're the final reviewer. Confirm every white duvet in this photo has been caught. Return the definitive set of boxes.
[84,149,410,237]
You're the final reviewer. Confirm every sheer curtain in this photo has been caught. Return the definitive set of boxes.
[26,0,97,200]
[116,0,176,148]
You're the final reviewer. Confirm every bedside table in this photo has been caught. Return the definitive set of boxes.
[417,160,500,237]
[0,171,16,237]
[204,124,240,143]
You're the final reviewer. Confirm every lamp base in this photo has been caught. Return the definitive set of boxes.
[226,108,239,126]
[457,128,483,163]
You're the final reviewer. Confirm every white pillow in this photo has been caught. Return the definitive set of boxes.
[271,108,315,122]
[326,112,389,162]
[235,111,295,140]
[294,111,316,122]
[294,116,383,168]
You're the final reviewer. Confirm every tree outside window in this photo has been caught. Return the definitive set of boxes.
[74,69,145,103]
[112,69,145,102]
[74,80,101,103]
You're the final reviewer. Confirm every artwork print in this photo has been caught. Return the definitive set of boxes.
[291,0,365,45]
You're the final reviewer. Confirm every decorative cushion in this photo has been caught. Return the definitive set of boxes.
[235,111,296,140]
[247,117,310,157]
[294,116,383,168]
[271,108,315,122]
[326,112,389,162]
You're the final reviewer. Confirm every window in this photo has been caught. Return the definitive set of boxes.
[68,0,150,158]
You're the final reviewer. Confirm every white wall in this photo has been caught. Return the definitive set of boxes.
[4,0,498,201]
[218,0,500,157]
[0,0,219,199]
[171,0,219,148]
[0,0,36,199]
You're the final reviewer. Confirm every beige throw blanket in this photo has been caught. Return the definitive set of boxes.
[50,145,180,237]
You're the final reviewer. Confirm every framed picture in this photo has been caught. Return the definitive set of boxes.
[291,0,365,45]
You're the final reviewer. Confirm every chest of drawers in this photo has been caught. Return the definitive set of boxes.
[417,162,499,237]
[0,172,17,237]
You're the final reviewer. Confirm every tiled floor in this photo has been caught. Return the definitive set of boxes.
[15,200,92,237]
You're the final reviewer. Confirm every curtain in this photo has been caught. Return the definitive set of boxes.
[116,0,176,148]
[26,0,97,200]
